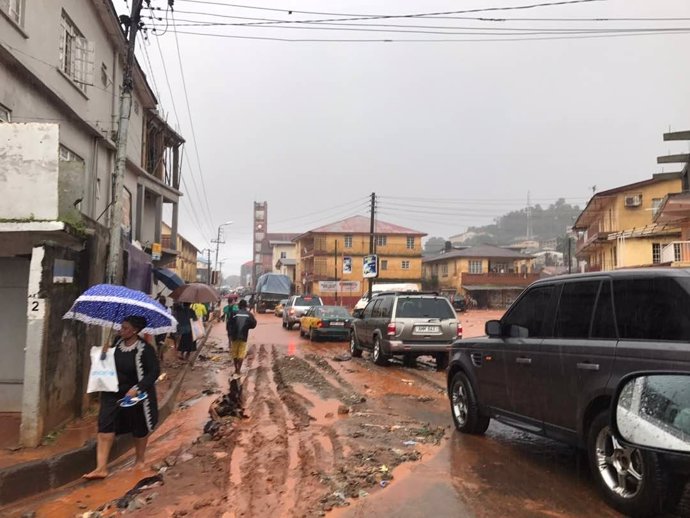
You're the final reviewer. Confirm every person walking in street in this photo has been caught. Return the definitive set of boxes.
[83,315,160,480]
[174,302,198,361]
[227,299,256,376]
[191,302,207,322]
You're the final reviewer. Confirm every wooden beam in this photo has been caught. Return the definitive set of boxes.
[664,130,690,141]
[657,153,690,164]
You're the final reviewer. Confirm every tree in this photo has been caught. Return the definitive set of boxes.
[424,237,447,256]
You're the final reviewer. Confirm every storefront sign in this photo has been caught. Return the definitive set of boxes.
[318,281,361,293]
[343,256,352,275]
[151,242,162,261]
[363,255,378,278]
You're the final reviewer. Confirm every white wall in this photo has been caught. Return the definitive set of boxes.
[0,257,30,411]
[0,123,60,220]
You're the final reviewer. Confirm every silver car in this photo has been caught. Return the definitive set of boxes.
[350,292,461,370]
[282,295,324,329]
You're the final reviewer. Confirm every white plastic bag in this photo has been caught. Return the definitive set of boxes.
[191,319,205,341]
[87,346,119,393]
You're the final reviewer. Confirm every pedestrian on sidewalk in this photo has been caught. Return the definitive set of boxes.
[191,302,207,322]
[174,302,198,361]
[227,299,257,376]
[83,315,160,480]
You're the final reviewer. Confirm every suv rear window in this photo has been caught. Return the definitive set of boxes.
[395,297,454,319]
[295,296,321,306]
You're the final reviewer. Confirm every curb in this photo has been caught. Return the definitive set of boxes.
[0,323,215,507]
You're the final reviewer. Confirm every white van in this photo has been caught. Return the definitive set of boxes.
[353,283,420,310]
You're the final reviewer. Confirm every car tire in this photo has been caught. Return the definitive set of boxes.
[403,354,416,368]
[309,328,316,341]
[372,337,388,366]
[350,333,363,358]
[587,410,668,517]
[450,371,489,435]
[299,326,304,337]
[436,352,449,371]
[282,320,287,329]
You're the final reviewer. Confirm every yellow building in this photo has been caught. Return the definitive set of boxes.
[422,244,538,308]
[161,222,199,283]
[294,215,426,305]
[573,173,682,271]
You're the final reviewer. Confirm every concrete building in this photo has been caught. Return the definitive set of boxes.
[0,1,183,446]
[162,222,199,283]
[422,244,537,308]
[573,173,682,271]
[294,216,426,306]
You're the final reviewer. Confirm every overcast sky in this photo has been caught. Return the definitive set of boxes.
[134,0,690,276]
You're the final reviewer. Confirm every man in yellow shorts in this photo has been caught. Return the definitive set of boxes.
[227,299,257,375]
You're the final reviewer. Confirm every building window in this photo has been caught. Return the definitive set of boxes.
[344,235,353,248]
[469,260,483,274]
[441,263,448,277]
[380,259,388,271]
[280,251,287,259]
[59,11,93,92]
[59,145,84,163]
[652,198,663,218]
[652,243,661,264]
[1,0,22,25]
[401,260,410,270]
[674,243,682,262]
[406,236,415,249]
[375,235,387,247]
[0,103,10,122]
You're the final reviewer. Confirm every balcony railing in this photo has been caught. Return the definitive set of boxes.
[461,272,541,288]
[661,241,690,264]
[576,229,612,254]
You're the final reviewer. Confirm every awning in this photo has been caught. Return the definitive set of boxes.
[153,267,184,290]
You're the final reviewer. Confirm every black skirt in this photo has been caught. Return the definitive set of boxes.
[98,390,159,438]
[177,332,196,353]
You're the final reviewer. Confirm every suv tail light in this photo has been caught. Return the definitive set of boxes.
[317,321,324,328]
[387,323,396,337]
[457,323,463,338]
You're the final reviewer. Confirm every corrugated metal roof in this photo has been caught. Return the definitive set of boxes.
[305,215,425,236]
[422,244,533,263]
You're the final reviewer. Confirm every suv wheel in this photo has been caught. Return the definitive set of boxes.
[282,320,287,329]
[587,411,667,517]
[309,328,316,341]
[372,337,388,366]
[450,371,489,434]
[350,333,362,358]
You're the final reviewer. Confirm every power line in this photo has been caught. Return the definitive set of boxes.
[162,27,690,42]
[174,0,604,20]
[170,9,217,233]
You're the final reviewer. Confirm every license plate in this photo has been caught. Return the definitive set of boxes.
[414,325,440,334]
[330,322,345,327]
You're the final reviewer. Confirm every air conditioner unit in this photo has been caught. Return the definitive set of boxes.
[624,195,642,207]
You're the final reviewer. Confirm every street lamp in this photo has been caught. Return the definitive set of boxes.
[213,221,233,286]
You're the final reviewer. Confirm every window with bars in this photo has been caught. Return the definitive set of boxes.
[401,260,410,270]
[441,263,448,277]
[59,11,94,92]
[0,0,23,25]
[59,145,84,164]
[375,235,387,247]
[380,259,388,271]
[406,236,415,249]
[344,235,353,248]
[652,243,661,264]
[469,260,483,274]
[652,198,664,218]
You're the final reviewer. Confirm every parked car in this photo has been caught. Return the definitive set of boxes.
[447,269,690,517]
[299,306,353,341]
[451,294,467,312]
[350,291,461,370]
[282,295,324,329]
[274,299,288,317]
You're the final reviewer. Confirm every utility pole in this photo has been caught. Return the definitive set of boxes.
[368,192,376,300]
[334,239,338,305]
[106,0,146,284]
[207,249,212,286]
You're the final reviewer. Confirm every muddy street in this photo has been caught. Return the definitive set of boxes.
[7,311,626,517]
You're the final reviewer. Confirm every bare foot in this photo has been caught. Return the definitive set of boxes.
[83,469,108,480]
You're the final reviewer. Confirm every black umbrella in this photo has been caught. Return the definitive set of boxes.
[153,268,184,291]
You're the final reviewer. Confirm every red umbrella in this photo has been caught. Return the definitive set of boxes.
[170,283,221,303]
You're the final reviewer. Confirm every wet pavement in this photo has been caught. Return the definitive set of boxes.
[4,310,651,517]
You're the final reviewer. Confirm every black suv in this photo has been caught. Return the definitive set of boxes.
[351,292,461,370]
[447,269,690,517]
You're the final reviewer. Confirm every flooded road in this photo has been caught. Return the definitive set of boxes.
[5,310,657,517]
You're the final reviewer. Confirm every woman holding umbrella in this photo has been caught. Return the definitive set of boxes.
[83,315,160,479]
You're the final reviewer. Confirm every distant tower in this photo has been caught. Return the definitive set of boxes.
[252,202,267,288]
[526,191,533,241]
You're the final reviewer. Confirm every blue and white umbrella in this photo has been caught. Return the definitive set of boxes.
[63,284,178,334]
